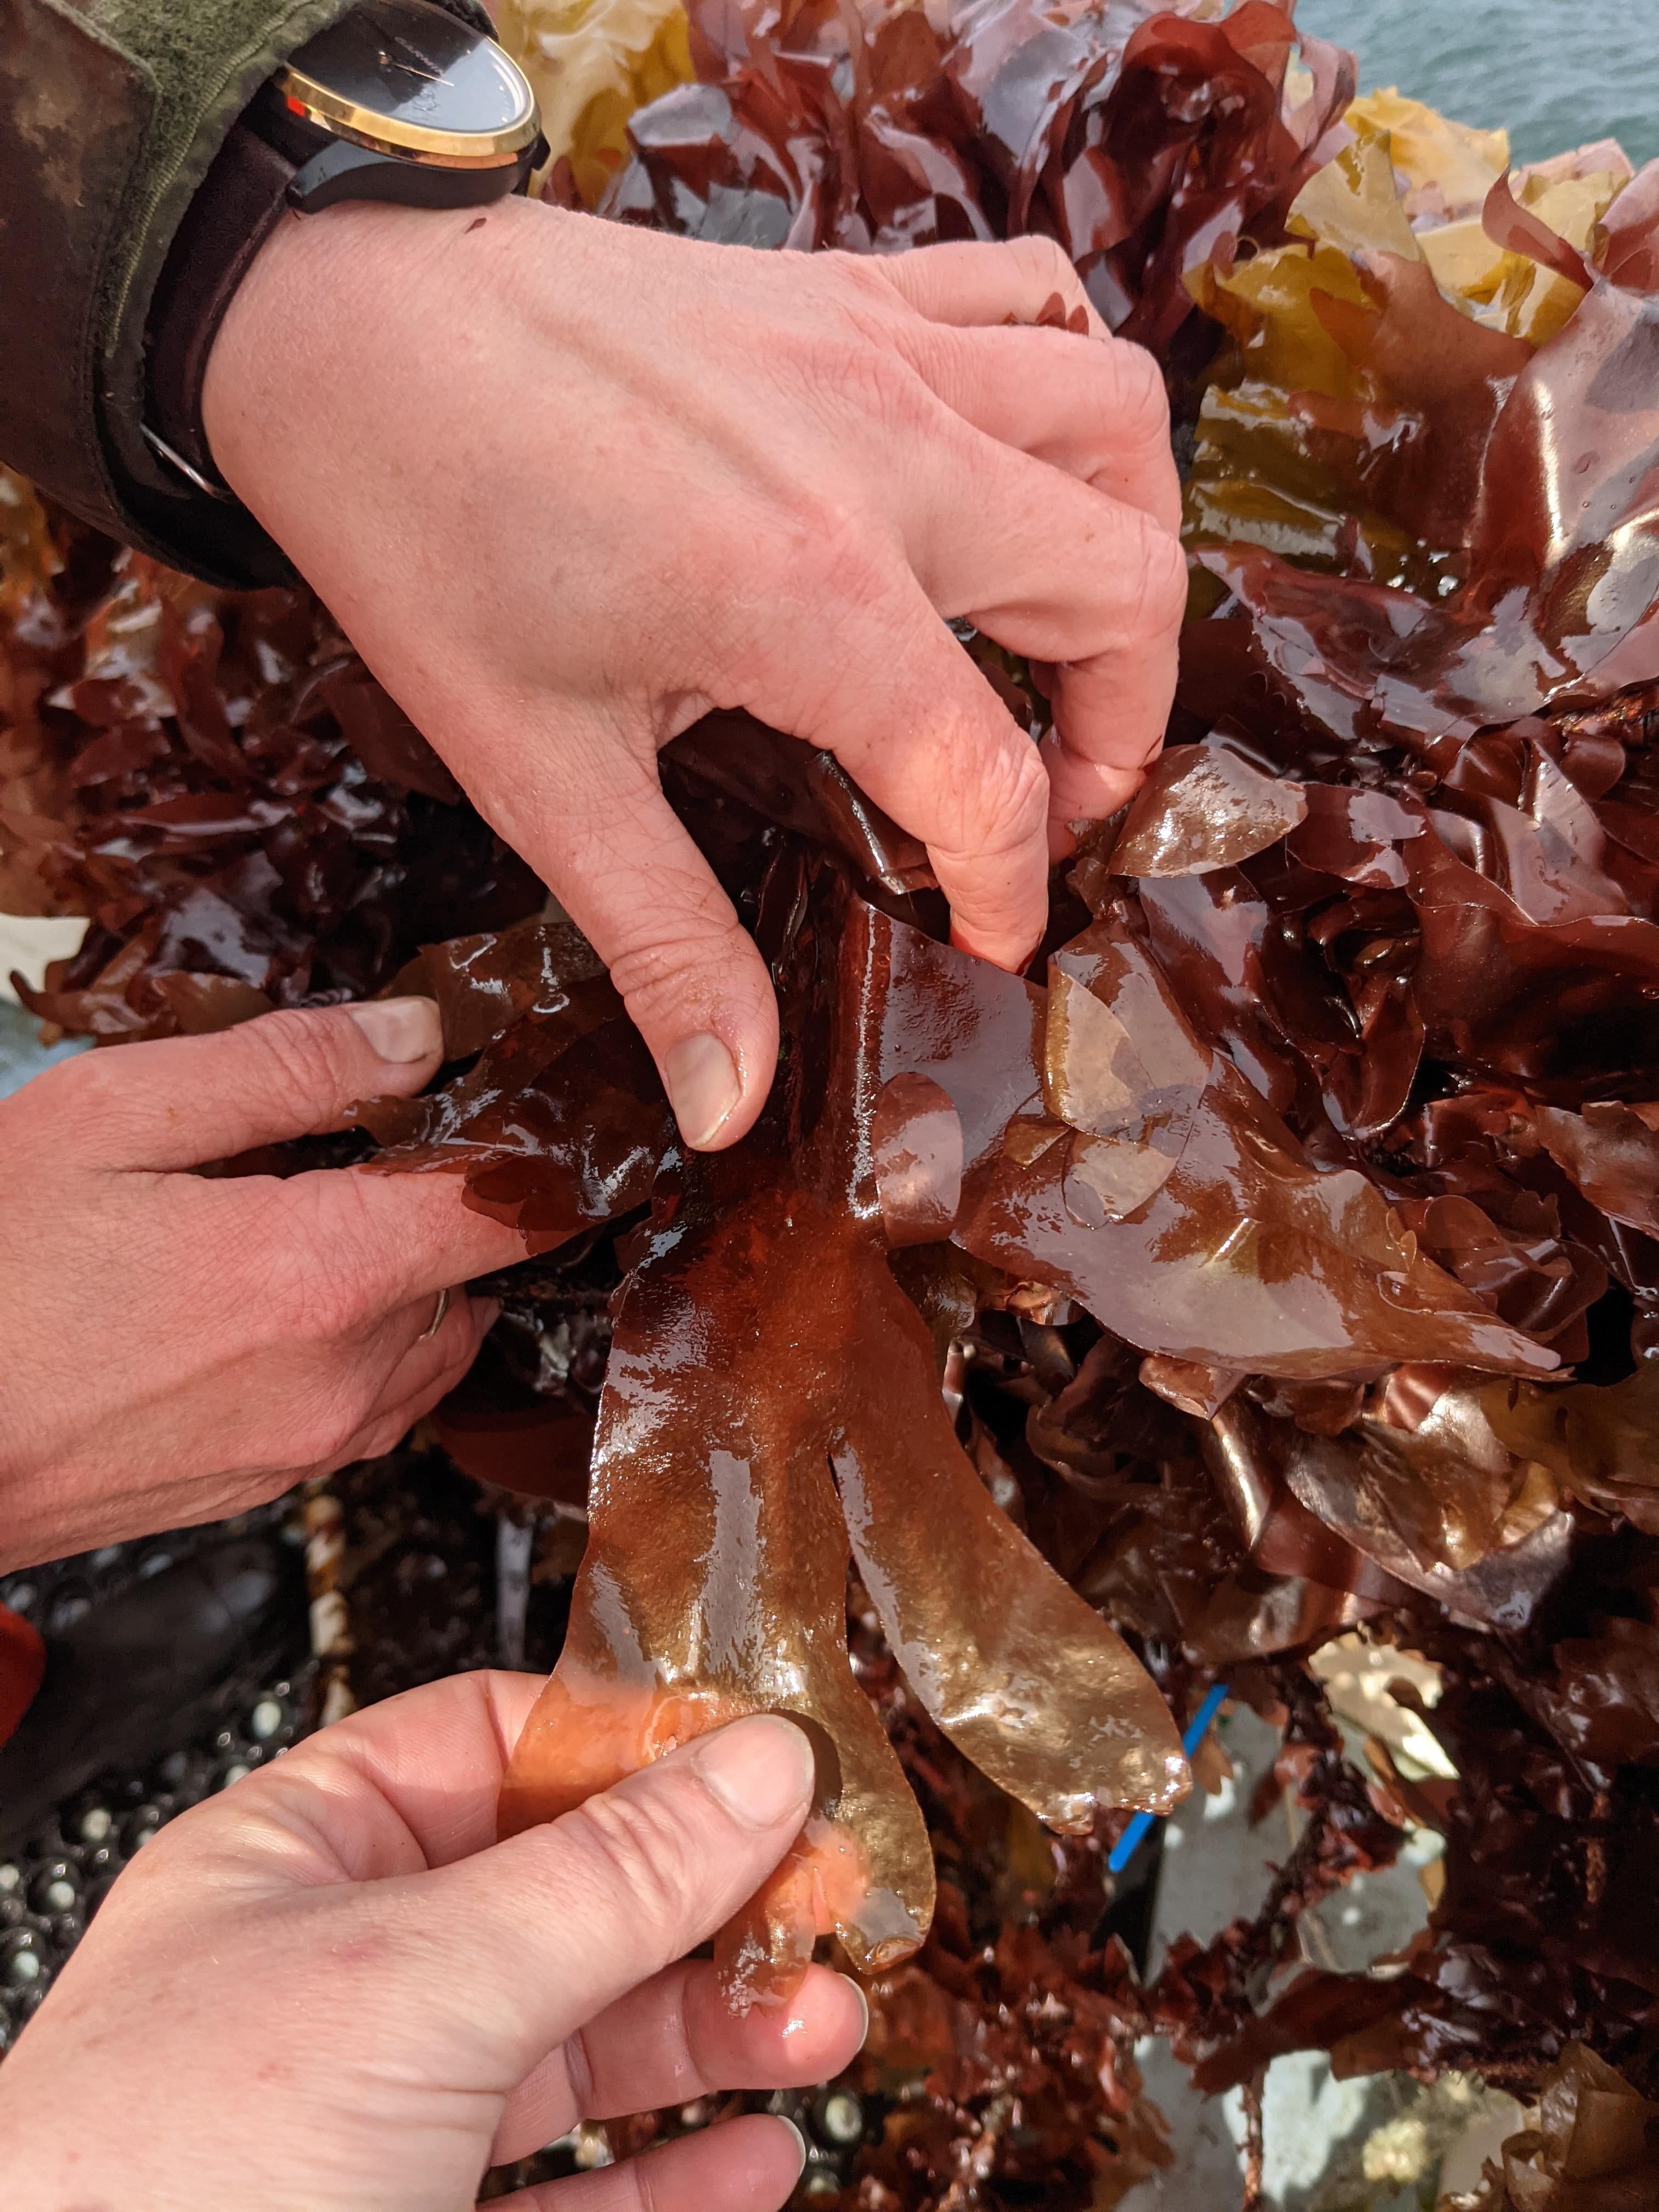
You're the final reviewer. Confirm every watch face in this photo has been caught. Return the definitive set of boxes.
[278,0,540,167]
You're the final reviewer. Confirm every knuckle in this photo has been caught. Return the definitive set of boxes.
[819,250,934,353]
[977,737,1051,851]
[1009,232,1079,296]
[619,2159,657,2212]
[238,1012,352,1133]
[927,322,1006,421]
[286,1266,379,1349]
[795,319,936,449]
[601,881,753,1029]
[933,720,1048,864]
[1128,519,1191,636]
[347,1407,417,1465]
[286,1376,377,1468]
[822,248,905,315]
[861,346,935,437]
[1105,339,1172,444]
[649,515,759,655]
[260,1178,386,1342]
[795,493,898,619]
[562,2026,599,2120]
[561,1783,701,1950]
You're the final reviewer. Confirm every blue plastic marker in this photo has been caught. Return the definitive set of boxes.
[1107,1679,1231,1875]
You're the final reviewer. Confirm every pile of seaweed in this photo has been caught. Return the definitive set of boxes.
[9,0,1659,2199]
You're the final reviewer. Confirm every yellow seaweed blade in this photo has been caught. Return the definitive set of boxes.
[1420,171,1624,341]
[1345,86,1508,222]
[1522,168,1632,250]
[1189,242,1371,399]
[1181,256,1449,578]
[1288,125,1421,268]
[1294,98,1626,344]
[500,0,694,207]
[1493,262,1587,348]
[1419,217,1507,307]
[1482,171,1628,342]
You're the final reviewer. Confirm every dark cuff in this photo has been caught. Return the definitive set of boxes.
[0,0,492,588]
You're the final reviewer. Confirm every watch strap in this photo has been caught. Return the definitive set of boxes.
[145,124,299,493]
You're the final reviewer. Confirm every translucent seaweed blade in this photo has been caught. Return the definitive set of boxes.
[829,1230,1187,1833]
[498,1175,934,2006]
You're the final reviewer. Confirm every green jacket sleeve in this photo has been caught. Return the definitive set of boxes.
[0,0,491,585]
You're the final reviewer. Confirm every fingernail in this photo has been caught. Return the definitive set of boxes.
[663,1032,742,1149]
[774,2115,809,2182]
[839,1973,871,2049]
[692,1716,814,1830]
[348,996,443,1063]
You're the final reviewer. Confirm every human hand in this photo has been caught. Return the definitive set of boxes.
[204,202,1186,1153]
[0,1674,862,2212]
[0,998,526,1570]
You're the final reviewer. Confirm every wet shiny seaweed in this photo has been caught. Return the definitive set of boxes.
[9,0,1659,2180]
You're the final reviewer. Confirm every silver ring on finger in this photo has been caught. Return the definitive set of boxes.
[420,1285,451,1341]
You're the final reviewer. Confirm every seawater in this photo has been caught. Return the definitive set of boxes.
[1295,0,1659,168]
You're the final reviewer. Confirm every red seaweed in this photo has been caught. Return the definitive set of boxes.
[11,0,1659,2168]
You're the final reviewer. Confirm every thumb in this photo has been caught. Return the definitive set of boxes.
[370,1715,815,2086]
[514,742,781,1152]
[49,998,446,1172]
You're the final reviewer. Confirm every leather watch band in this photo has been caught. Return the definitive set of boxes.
[145,125,300,494]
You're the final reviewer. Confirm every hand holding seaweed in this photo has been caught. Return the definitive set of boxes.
[200,194,1183,1153]
[0,998,517,1570]
[13,0,1659,2154]
[0,1676,865,2212]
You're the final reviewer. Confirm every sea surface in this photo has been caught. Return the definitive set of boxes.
[1294,0,1659,169]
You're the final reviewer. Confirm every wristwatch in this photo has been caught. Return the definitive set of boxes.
[145,0,545,501]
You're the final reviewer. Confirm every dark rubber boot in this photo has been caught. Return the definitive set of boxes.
[0,1538,307,1855]
[0,1609,45,1751]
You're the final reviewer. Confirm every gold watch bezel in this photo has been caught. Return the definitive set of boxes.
[274,55,541,170]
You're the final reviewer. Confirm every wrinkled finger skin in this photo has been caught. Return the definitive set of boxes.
[206,205,1183,1152]
[0,1675,862,2212]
